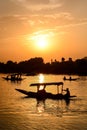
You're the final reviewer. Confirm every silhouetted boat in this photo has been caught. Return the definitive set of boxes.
[15,82,76,100]
[2,73,24,81]
[63,76,79,81]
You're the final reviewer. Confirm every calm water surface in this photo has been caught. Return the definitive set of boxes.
[0,73,87,130]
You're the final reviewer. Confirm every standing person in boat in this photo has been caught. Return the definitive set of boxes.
[63,88,70,98]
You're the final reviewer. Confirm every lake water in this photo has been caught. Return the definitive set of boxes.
[0,73,87,130]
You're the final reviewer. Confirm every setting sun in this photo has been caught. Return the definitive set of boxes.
[30,33,50,50]
[35,35,48,49]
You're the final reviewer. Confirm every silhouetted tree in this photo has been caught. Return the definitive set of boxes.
[68,57,73,62]
[0,57,87,75]
[61,57,65,62]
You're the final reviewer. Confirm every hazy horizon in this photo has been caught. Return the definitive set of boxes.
[0,56,87,64]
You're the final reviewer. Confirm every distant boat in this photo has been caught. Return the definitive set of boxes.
[63,76,79,81]
[2,73,24,81]
[15,82,76,100]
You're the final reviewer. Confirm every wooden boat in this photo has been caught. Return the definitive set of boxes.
[15,82,76,100]
[2,73,24,81]
[63,76,78,81]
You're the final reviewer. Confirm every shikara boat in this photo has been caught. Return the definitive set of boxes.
[15,82,76,100]
[63,76,79,81]
[2,73,24,81]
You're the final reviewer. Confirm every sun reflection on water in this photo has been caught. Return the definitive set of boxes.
[39,73,44,83]
[36,74,45,113]
[37,101,45,113]
[38,74,44,90]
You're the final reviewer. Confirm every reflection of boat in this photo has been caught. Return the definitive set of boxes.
[2,73,24,81]
[15,82,76,100]
[63,76,78,81]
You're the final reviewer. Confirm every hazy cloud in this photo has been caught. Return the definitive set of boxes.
[12,0,49,4]
[1,0,87,18]
[0,0,87,40]
[0,12,87,41]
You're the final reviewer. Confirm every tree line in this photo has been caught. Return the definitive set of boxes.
[0,57,87,75]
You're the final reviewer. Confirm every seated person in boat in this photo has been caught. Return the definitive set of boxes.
[69,76,72,80]
[37,88,46,99]
[63,76,66,80]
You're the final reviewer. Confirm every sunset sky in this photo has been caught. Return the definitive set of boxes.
[0,0,87,63]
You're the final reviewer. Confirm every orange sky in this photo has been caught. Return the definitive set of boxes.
[0,0,87,63]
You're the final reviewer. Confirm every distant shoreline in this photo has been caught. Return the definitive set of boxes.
[0,57,87,76]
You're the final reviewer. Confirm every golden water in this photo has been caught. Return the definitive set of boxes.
[0,74,87,130]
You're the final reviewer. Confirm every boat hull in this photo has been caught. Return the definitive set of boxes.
[63,78,78,81]
[15,89,76,100]
[3,77,24,81]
